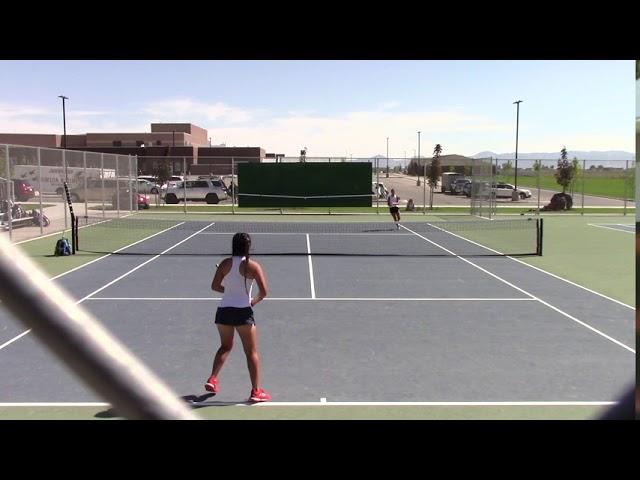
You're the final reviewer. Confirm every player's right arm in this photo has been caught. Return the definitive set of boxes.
[211,258,231,293]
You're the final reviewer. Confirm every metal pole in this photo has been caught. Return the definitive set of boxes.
[537,161,541,215]
[423,154,427,215]
[5,145,11,241]
[100,153,105,219]
[0,235,199,420]
[376,157,380,214]
[58,95,68,150]
[623,160,628,216]
[386,137,389,178]
[513,100,522,201]
[231,157,235,214]
[83,152,88,219]
[183,158,187,216]
[62,150,68,229]
[581,160,585,216]
[116,156,120,217]
[417,132,421,188]
[128,155,134,213]
[37,148,43,235]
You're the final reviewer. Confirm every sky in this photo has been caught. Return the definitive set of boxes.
[0,60,635,158]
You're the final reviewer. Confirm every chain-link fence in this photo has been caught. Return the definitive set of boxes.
[1,144,137,243]
[491,158,635,214]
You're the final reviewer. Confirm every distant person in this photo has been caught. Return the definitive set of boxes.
[206,232,271,403]
[406,198,415,211]
[387,188,401,229]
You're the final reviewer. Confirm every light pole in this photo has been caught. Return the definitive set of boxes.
[58,95,68,149]
[512,100,523,201]
[386,137,389,177]
[416,132,421,186]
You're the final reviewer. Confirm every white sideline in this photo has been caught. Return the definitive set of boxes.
[0,401,616,407]
[400,224,635,354]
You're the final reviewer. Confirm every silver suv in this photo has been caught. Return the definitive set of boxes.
[164,178,229,204]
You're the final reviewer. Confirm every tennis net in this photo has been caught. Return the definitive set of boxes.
[74,215,543,257]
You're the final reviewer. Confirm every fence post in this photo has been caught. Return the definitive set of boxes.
[623,160,628,216]
[62,149,68,229]
[83,152,88,220]
[37,148,43,235]
[376,157,380,215]
[115,155,120,217]
[581,160,585,216]
[231,157,235,214]
[4,145,11,241]
[183,157,187,216]
[100,153,105,219]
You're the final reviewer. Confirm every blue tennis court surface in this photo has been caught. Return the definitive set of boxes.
[0,221,634,413]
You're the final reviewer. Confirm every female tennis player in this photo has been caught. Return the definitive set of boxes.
[205,232,271,402]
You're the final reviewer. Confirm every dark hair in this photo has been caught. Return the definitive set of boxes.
[232,232,251,257]
[232,232,252,294]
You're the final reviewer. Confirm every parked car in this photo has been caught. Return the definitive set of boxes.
[111,189,150,210]
[372,182,388,199]
[451,178,471,195]
[11,179,39,202]
[164,179,229,204]
[136,177,161,194]
[159,176,185,197]
[69,178,134,203]
[491,183,532,199]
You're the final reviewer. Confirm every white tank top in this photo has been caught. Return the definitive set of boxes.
[219,256,253,308]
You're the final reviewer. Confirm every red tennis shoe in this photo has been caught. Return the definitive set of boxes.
[204,375,219,394]
[249,387,271,402]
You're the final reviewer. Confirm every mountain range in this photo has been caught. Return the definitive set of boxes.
[471,151,635,161]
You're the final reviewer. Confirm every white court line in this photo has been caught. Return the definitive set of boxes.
[588,223,635,233]
[306,234,316,299]
[197,232,413,236]
[75,222,215,304]
[0,401,616,407]
[423,222,634,311]
[86,297,536,301]
[0,222,213,354]
[50,222,187,281]
[401,224,635,354]
[0,330,32,351]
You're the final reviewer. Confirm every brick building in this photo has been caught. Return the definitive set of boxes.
[0,123,267,175]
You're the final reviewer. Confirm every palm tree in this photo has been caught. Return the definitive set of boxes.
[428,144,443,210]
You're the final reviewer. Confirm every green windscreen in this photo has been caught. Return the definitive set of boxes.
[238,162,372,207]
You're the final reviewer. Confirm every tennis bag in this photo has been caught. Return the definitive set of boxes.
[54,237,72,256]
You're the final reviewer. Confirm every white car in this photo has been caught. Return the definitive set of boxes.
[164,178,229,204]
[492,183,532,199]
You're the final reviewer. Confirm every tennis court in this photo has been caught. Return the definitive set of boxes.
[0,214,634,419]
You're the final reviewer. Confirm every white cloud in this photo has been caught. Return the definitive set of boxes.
[142,98,254,124]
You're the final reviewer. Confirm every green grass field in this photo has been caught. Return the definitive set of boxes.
[498,172,635,200]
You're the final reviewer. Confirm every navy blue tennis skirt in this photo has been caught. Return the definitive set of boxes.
[215,307,255,326]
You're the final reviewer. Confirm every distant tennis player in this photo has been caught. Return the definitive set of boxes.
[387,188,401,229]
[205,232,271,403]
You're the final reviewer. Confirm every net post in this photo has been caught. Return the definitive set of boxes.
[37,147,43,235]
[537,217,543,256]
